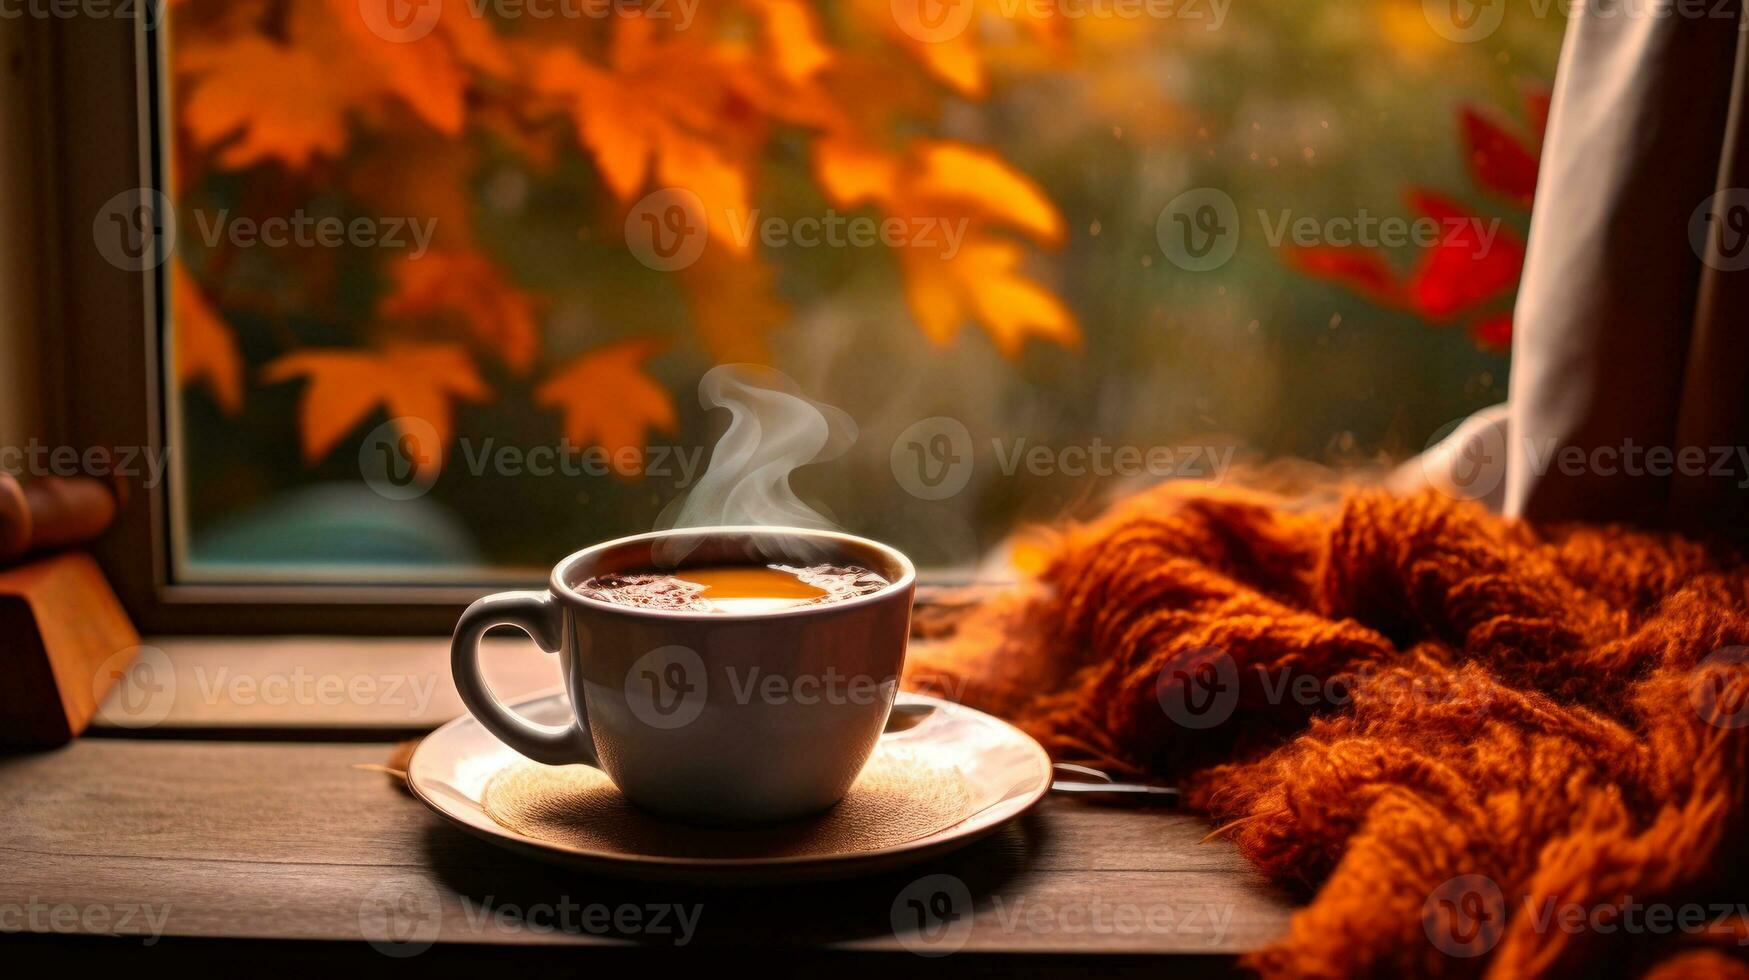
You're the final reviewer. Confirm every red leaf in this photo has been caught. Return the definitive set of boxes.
[1281,245,1404,306]
[1404,190,1526,320]
[1459,106,1539,208]
[1469,312,1513,352]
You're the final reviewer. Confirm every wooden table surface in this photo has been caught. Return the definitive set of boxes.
[2,639,1298,972]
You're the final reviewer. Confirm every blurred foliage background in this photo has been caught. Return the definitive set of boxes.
[166,0,1565,580]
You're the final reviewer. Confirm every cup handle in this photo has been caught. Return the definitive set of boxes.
[451,590,598,766]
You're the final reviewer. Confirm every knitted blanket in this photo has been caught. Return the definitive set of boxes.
[906,485,1749,977]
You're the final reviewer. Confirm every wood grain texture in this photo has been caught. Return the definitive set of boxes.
[89,635,984,733]
[0,738,1296,959]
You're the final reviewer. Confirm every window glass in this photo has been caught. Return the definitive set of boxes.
[161,1,1562,582]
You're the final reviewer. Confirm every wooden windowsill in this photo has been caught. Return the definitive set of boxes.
[4,738,1295,965]
[17,634,1300,965]
[90,634,558,734]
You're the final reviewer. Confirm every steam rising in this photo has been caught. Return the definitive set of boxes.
[653,365,856,565]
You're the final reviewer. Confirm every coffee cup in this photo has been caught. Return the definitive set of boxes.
[450,526,916,823]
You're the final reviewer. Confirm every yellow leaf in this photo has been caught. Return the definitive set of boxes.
[910,33,984,97]
[754,0,832,83]
[896,248,964,347]
[898,237,1079,357]
[262,343,490,474]
[172,262,244,414]
[654,130,751,253]
[956,239,1079,356]
[914,141,1064,245]
[535,339,677,475]
[812,138,898,209]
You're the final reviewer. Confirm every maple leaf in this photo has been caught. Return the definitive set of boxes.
[177,35,352,169]
[331,1,470,136]
[900,237,1078,357]
[532,39,751,250]
[810,136,1074,356]
[912,141,1064,245]
[532,47,650,201]
[752,0,832,83]
[866,0,1065,98]
[813,138,900,209]
[1402,189,1525,321]
[178,1,507,169]
[262,344,490,474]
[172,262,244,414]
[379,251,542,373]
[535,339,677,476]
[1282,245,1404,307]
[1459,106,1540,208]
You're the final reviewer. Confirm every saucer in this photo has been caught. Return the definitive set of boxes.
[407,690,1051,883]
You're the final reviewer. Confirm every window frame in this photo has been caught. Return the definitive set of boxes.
[53,13,479,634]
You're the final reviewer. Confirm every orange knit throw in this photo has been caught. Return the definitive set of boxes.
[905,485,1749,978]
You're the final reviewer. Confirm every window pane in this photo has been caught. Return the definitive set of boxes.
[162,2,1561,583]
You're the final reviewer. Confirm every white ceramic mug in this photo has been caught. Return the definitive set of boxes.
[450,526,917,823]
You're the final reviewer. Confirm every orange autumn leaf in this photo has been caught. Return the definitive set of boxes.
[864,0,986,98]
[865,0,1064,98]
[180,1,507,169]
[178,34,353,169]
[531,38,752,251]
[899,237,1079,357]
[753,0,832,83]
[531,48,650,200]
[262,344,490,473]
[912,141,1065,245]
[172,262,244,414]
[810,135,1075,356]
[906,31,984,98]
[379,251,542,373]
[813,138,900,208]
[535,340,677,473]
[331,1,470,136]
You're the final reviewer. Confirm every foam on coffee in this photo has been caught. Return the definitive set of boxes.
[578,564,889,614]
